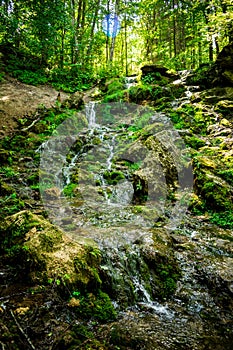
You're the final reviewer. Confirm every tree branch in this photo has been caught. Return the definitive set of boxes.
[10,309,36,350]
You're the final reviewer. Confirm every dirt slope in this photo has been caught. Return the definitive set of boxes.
[0,75,68,136]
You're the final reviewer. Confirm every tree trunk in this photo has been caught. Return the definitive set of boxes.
[86,0,101,61]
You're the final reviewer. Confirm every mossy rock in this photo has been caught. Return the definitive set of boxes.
[103,170,125,185]
[62,91,84,109]
[184,135,206,150]
[0,211,103,290]
[0,149,11,164]
[194,170,233,210]
[103,78,125,94]
[141,228,180,299]
[0,181,15,195]
[68,290,116,321]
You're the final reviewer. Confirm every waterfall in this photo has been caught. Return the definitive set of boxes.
[86,100,97,128]
[38,78,233,348]
[125,76,137,89]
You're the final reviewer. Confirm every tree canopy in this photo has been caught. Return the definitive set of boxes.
[0,0,232,89]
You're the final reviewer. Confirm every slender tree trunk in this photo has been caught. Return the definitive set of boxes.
[198,40,202,66]
[70,0,76,64]
[60,29,66,69]
[106,0,110,63]
[109,0,120,62]
[209,40,213,61]
[125,20,128,76]
[172,0,177,58]
[86,0,101,60]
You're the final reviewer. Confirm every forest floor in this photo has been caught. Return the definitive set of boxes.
[0,75,68,137]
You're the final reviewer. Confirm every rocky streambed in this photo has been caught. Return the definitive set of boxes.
[0,60,233,349]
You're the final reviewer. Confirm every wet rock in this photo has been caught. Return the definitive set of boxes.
[197,256,233,300]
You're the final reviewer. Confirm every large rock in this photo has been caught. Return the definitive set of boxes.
[141,64,177,79]
[0,210,102,290]
[210,42,233,86]
[62,91,84,109]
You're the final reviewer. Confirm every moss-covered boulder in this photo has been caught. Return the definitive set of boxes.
[62,91,84,109]
[0,210,102,292]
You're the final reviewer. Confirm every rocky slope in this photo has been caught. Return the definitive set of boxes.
[0,45,233,349]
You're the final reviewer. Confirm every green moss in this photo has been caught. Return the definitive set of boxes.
[38,230,63,252]
[184,135,206,149]
[103,90,125,102]
[217,169,233,185]
[106,78,125,94]
[156,263,179,297]
[63,183,78,197]
[128,84,163,103]
[74,246,102,292]
[70,290,116,321]
[209,211,233,229]
[27,172,39,185]
[103,170,125,185]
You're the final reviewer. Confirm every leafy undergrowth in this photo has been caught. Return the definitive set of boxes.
[0,281,118,350]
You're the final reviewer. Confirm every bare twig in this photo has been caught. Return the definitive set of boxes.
[0,341,6,350]
[10,309,36,350]
[21,116,40,132]
[49,324,71,350]
[0,291,28,301]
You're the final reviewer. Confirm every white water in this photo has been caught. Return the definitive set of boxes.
[171,70,200,109]
[86,100,97,129]
[125,76,137,89]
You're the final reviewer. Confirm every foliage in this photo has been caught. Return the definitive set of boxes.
[63,183,77,197]
[12,69,48,85]
[217,169,233,186]
[155,263,180,299]
[0,211,35,258]
[0,194,25,217]
[0,72,4,82]
[209,211,233,229]
[69,290,117,321]
[49,66,95,92]
[184,135,206,149]
[103,170,125,185]
[103,90,126,103]
[141,72,167,85]
[1,0,232,81]
[186,63,213,87]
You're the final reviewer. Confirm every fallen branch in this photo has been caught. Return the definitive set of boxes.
[0,291,28,301]
[0,341,6,350]
[10,309,36,350]
[21,115,40,132]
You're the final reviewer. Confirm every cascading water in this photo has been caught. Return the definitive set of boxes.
[125,75,137,89]
[39,71,233,348]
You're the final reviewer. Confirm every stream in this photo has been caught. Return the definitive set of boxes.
[38,73,233,349]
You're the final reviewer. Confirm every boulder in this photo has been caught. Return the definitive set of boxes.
[141,64,177,80]
[62,91,84,109]
[0,210,102,290]
[209,42,233,86]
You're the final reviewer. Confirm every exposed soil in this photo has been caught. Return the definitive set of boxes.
[0,75,68,137]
